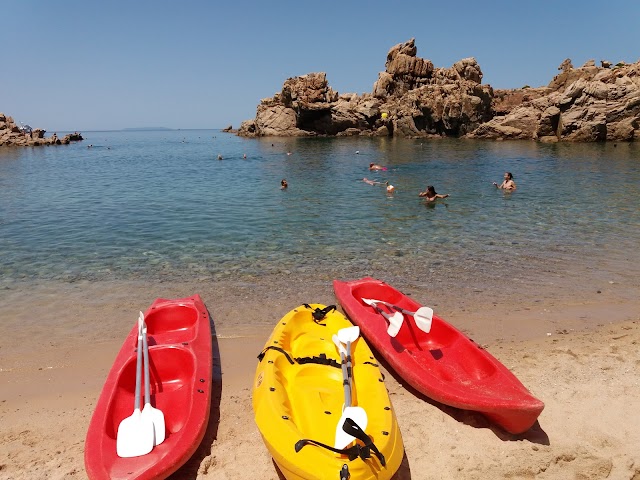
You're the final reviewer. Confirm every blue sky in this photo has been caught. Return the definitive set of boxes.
[2,1,638,131]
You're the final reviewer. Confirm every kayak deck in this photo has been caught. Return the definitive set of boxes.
[85,295,213,480]
[334,278,544,434]
[253,304,404,480]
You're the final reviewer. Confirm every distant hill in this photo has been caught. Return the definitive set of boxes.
[123,127,173,131]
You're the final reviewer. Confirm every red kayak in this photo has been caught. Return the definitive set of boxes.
[333,278,544,434]
[85,295,213,480]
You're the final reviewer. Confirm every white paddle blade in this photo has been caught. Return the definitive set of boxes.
[116,409,155,457]
[332,334,346,355]
[361,297,377,306]
[414,307,433,333]
[338,326,360,344]
[141,404,166,446]
[334,406,368,449]
[386,312,405,337]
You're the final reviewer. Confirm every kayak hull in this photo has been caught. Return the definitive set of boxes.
[253,304,404,480]
[85,295,213,480]
[333,278,544,434]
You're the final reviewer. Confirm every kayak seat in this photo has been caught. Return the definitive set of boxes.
[456,346,498,381]
[407,349,456,382]
[289,365,343,443]
[290,333,338,360]
[107,345,195,437]
[410,341,498,383]
[351,284,404,307]
[415,321,459,351]
[146,304,198,343]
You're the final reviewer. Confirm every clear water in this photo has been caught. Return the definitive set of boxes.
[1,130,639,298]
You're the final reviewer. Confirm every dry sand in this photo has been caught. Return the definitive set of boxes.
[1,279,639,479]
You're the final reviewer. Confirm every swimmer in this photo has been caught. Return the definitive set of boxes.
[363,177,386,186]
[386,184,395,193]
[493,172,516,190]
[281,179,288,189]
[419,185,449,201]
[217,154,223,160]
[369,163,387,171]
[243,153,247,159]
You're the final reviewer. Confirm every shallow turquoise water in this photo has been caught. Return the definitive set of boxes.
[1,130,639,294]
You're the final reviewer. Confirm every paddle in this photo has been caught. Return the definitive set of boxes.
[332,334,351,407]
[361,298,404,336]
[332,330,368,449]
[366,299,433,333]
[140,312,166,446]
[116,315,155,458]
[337,326,360,396]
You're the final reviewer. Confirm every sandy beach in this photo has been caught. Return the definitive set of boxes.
[1,277,639,480]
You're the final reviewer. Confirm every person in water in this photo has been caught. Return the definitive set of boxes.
[494,172,516,190]
[363,177,387,186]
[419,185,449,201]
[281,179,288,189]
[369,163,387,171]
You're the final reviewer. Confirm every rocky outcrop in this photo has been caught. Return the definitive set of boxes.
[468,59,640,142]
[0,112,83,146]
[239,39,493,139]
[238,39,640,142]
[238,40,640,142]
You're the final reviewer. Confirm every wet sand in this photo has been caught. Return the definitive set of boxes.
[1,276,639,479]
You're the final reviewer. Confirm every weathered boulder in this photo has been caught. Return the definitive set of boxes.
[255,105,306,136]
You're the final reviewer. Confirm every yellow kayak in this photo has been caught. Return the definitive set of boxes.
[252,304,404,480]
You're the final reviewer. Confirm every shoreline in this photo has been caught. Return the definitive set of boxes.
[1,277,639,478]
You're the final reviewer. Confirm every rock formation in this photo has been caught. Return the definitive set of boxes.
[239,39,493,139]
[469,59,640,142]
[238,39,639,142]
[0,112,83,147]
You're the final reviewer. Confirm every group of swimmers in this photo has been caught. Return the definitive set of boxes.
[364,164,517,202]
[281,159,517,200]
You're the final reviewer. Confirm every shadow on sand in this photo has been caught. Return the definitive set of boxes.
[168,308,223,479]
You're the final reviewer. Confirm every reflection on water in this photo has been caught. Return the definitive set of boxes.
[1,131,639,302]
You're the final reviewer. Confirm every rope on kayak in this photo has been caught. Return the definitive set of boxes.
[302,304,337,325]
[294,418,386,467]
[296,353,340,369]
[257,346,295,364]
[257,347,341,369]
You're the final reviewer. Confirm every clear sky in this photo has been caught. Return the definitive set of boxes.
[2,0,638,132]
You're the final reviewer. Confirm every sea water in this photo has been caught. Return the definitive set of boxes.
[1,130,639,302]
